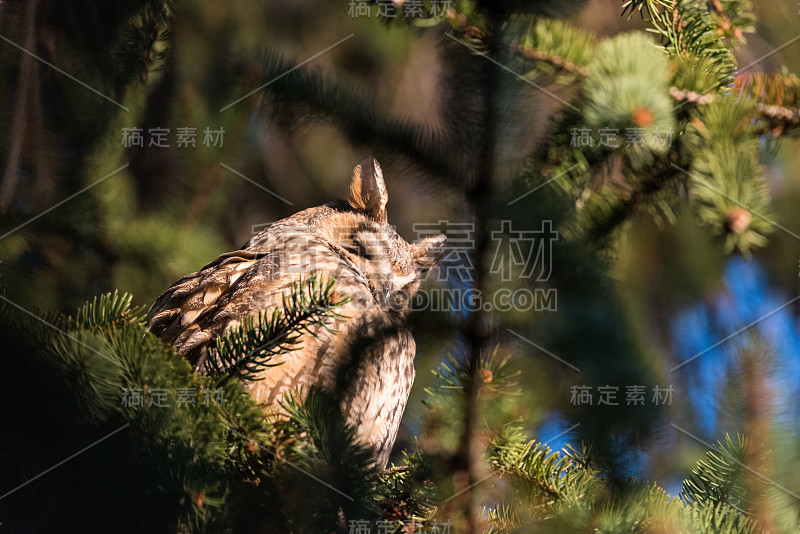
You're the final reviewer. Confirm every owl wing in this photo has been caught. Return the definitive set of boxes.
[147,248,272,365]
[147,218,373,369]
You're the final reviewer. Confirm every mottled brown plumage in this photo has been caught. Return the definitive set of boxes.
[147,158,445,466]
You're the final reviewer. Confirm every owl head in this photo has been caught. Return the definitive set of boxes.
[313,157,446,315]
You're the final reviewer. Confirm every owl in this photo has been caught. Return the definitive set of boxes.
[147,157,446,466]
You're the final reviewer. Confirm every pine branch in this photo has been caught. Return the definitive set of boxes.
[12,293,255,528]
[733,71,800,136]
[510,41,589,77]
[622,0,674,21]
[71,290,146,330]
[552,85,772,255]
[425,350,521,398]
[13,287,387,531]
[487,426,599,519]
[379,450,439,523]
[680,434,750,509]
[681,502,758,534]
[112,0,176,84]
[671,72,800,136]
[204,274,349,381]
[276,387,383,531]
[507,17,595,79]
[585,161,684,243]
[629,0,754,89]
[683,97,772,254]
[483,503,520,533]
[669,86,715,105]
[752,103,800,135]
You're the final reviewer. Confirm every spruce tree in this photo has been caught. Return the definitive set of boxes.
[1,0,799,532]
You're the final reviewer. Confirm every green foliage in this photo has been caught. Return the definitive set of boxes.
[670,54,731,95]
[680,501,758,534]
[226,0,783,257]
[4,285,797,533]
[621,0,674,20]
[108,214,231,305]
[684,98,772,254]
[681,434,750,509]
[380,449,440,521]
[501,13,777,255]
[583,32,675,169]
[47,329,125,423]
[112,0,175,83]
[410,351,799,533]
[0,283,369,532]
[71,290,146,330]
[275,388,383,531]
[205,274,350,380]
[676,433,770,533]
[422,351,523,454]
[628,0,754,88]
[426,350,521,396]
[509,16,596,80]
[488,426,598,516]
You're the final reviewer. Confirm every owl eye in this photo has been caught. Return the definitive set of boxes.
[368,277,392,306]
[344,239,368,258]
[348,231,385,261]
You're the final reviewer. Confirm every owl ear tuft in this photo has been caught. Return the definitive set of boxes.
[412,234,446,276]
[348,157,388,223]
